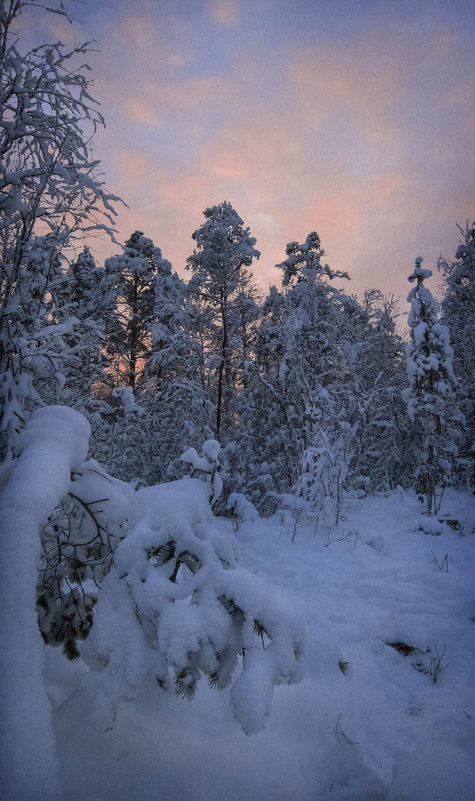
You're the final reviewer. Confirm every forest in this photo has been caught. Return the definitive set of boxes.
[0,2,474,800]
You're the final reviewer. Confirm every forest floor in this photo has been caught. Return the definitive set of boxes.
[46,488,475,801]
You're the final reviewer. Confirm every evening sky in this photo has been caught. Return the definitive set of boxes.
[24,0,475,302]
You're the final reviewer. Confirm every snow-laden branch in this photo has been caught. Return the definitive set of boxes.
[0,405,90,801]
[83,475,306,735]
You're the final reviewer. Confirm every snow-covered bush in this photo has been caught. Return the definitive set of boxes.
[83,473,305,735]
[295,421,355,529]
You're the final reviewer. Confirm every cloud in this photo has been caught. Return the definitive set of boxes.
[119,15,158,50]
[209,0,239,26]
[125,99,160,125]
[90,8,474,305]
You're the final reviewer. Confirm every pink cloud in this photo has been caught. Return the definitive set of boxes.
[124,99,160,125]
[119,15,158,50]
[88,12,473,307]
[209,0,239,26]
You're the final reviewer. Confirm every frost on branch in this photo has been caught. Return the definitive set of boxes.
[83,476,305,735]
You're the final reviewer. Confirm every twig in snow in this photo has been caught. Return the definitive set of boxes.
[430,643,448,684]
[431,551,449,573]
[335,714,359,745]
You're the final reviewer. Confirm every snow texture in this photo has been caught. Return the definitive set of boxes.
[46,487,474,801]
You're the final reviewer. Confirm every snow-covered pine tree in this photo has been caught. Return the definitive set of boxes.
[95,232,175,482]
[223,284,289,511]
[438,223,475,485]
[227,233,359,516]
[102,231,171,390]
[94,386,152,484]
[216,275,262,508]
[141,268,212,484]
[347,291,409,492]
[278,231,350,288]
[186,202,260,438]
[403,258,462,513]
[268,233,353,521]
[82,441,305,736]
[57,247,110,407]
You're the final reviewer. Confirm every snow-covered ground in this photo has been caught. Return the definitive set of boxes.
[46,489,475,801]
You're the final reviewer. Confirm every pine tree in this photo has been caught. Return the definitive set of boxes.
[403,258,461,513]
[60,247,109,407]
[232,232,358,519]
[187,202,260,438]
[97,236,211,486]
[142,269,212,484]
[227,285,289,510]
[102,231,171,390]
[274,233,353,519]
[348,291,409,492]
[94,232,173,483]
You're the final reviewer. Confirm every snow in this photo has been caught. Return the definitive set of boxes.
[202,439,221,463]
[181,446,212,473]
[181,439,221,473]
[0,406,91,801]
[112,385,144,414]
[41,486,474,800]
[181,440,223,504]
[81,476,304,736]
[387,741,475,801]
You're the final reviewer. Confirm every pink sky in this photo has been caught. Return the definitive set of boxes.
[37,0,475,303]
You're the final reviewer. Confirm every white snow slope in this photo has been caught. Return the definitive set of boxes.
[47,488,474,801]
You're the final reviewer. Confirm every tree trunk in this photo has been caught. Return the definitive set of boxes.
[216,295,228,437]
[128,274,139,389]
